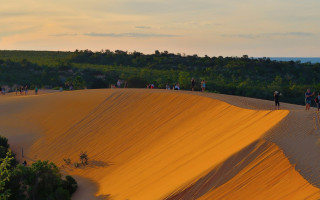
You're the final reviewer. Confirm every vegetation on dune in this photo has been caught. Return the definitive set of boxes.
[63,151,89,169]
[79,151,88,166]
[1,50,320,105]
[0,135,78,200]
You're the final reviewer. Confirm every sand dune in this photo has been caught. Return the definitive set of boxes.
[0,89,319,199]
[168,139,320,200]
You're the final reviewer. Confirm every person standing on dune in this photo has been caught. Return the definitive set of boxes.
[201,80,206,92]
[274,91,280,110]
[20,86,24,95]
[305,89,314,110]
[191,77,195,91]
[25,85,28,95]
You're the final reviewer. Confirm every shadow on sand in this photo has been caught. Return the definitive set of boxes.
[71,175,110,200]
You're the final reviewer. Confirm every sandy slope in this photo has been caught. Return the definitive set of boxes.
[0,89,319,199]
[168,139,320,200]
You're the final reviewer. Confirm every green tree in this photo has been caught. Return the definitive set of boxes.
[0,136,9,150]
[0,152,14,200]
[178,71,190,89]
[62,176,78,195]
[8,160,75,200]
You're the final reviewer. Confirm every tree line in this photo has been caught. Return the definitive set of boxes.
[1,50,320,105]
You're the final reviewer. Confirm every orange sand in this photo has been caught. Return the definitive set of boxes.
[0,89,319,199]
[168,140,320,200]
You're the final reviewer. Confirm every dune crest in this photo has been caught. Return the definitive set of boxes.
[2,89,317,199]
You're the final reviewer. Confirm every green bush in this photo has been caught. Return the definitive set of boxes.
[0,146,7,159]
[0,151,14,199]
[0,135,78,200]
[0,136,9,150]
[80,151,88,165]
[62,175,78,195]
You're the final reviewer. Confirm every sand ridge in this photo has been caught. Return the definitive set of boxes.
[0,89,318,199]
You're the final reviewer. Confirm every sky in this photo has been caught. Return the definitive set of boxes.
[0,0,319,57]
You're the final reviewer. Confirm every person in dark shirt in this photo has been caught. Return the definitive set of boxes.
[191,78,195,91]
[274,91,280,110]
[305,89,314,111]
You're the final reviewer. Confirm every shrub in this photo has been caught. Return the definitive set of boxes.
[73,162,80,168]
[0,136,9,149]
[79,151,88,165]
[8,160,77,200]
[63,158,72,165]
[0,146,7,159]
[55,187,71,200]
[62,175,78,195]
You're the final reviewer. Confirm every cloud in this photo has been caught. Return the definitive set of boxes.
[50,33,79,37]
[83,32,181,38]
[0,12,30,18]
[87,0,217,15]
[0,26,41,39]
[221,32,313,39]
[135,26,151,29]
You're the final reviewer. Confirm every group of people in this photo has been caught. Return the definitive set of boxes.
[111,80,128,88]
[0,85,38,95]
[144,78,207,91]
[191,78,206,92]
[15,85,29,95]
[163,83,180,90]
[15,85,39,95]
[274,88,320,111]
[305,89,320,111]
[147,84,155,89]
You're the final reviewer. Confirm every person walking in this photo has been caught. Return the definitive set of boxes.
[191,78,195,91]
[305,89,314,110]
[35,87,38,95]
[274,91,280,110]
[117,80,121,88]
